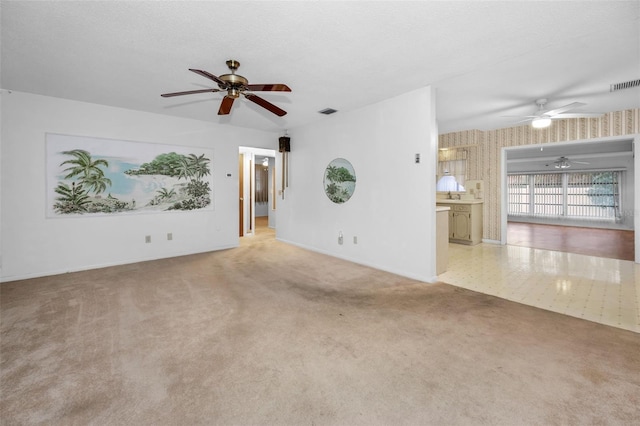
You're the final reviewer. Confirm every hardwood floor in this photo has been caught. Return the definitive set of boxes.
[507,222,635,261]
[255,216,269,229]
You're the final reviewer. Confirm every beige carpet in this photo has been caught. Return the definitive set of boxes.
[1,226,639,425]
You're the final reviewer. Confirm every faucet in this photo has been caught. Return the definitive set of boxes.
[447,191,452,199]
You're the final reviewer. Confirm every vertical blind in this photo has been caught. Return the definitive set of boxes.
[567,172,620,219]
[508,174,530,215]
[533,174,563,216]
[507,171,621,220]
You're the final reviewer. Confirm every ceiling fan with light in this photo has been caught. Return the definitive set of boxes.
[509,98,603,128]
[161,59,291,116]
[545,156,590,169]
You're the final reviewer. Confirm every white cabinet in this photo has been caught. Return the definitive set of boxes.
[437,202,483,245]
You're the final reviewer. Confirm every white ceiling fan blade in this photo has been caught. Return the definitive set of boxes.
[545,102,586,116]
[571,160,591,164]
[551,112,604,119]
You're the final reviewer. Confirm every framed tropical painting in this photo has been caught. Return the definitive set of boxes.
[46,133,214,217]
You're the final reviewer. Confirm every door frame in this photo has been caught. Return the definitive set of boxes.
[239,147,277,237]
[500,134,639,264]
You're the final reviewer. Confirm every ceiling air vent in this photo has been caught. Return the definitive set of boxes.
[610,79,640,92]
[318,108,338,115]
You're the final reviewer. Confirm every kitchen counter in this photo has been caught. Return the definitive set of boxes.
[436,199,484,205]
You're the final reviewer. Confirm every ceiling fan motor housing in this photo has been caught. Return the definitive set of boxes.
[218,73,248,98]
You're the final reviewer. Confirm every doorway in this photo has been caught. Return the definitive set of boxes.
[238,147,277,237]
[501,135,639,263]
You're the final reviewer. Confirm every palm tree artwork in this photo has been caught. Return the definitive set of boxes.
[132,152,212,211]
[53,182,91,214]
[323,158,356,204]
[50,141,212,216]
[53,150,115,214]
[61,149,111,190]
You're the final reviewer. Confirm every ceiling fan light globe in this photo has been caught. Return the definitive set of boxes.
[532,117,552,128]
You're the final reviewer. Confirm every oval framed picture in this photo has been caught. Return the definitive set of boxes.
[323,158,356,204]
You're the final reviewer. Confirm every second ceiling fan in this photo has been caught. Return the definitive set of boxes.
[161,60,291,116]
[546,156,590,169]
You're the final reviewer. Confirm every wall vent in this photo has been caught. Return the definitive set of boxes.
[318,108,338,115]
[610,79,640,92]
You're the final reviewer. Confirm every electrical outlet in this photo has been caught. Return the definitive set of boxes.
[167,233,173,241]
[353,236,358,244]
[145,235,151,243]
[338,231,343,245]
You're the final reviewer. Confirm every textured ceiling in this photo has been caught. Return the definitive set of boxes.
[2,1,639,134]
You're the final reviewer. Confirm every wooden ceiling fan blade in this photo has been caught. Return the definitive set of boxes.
[545,102,586,116]
[218,96,235,115]
[245,94,287,116]
[189,68,227,87]
[161,88,221,97]
[245,84,291,92]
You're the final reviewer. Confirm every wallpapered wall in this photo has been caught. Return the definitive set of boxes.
[439,108,640,242]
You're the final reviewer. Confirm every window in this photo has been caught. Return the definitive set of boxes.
[567,172,620,219]
[508,174,530,215]
[438,148,467,189]
[508,171,621,221]
[533,174,563,216]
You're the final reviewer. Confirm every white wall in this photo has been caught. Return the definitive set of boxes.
[1,91,276,281]
[277,86,438,282]
[636,136,640,263]
[0,90,3,278]
[255,202,269,217]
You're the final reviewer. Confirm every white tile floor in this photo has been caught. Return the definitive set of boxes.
[438,243,640,333]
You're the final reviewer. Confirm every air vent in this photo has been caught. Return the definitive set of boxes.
[318,108,338,115]
[610,79,640,92]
